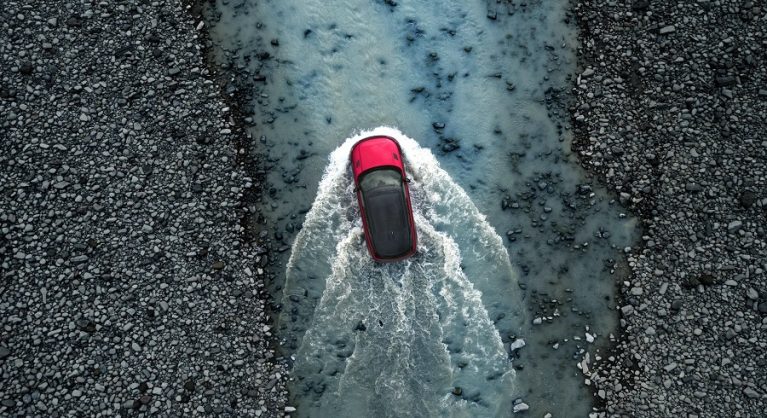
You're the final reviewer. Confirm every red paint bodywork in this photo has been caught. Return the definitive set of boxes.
[350,136,418,262]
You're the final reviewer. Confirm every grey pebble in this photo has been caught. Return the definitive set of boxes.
[573,0,767,411]
[659,25,676,34]
[0,2,288,414]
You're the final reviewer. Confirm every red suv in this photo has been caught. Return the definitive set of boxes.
[350,135,418,262]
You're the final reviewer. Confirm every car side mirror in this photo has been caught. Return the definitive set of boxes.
[405,177,411,183]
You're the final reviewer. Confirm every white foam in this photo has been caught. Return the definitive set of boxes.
[280,127,522,417]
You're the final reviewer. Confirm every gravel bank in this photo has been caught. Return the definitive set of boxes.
[572,0,767,415]
[1,1,287,416]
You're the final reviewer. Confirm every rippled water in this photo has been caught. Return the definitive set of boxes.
[201,0,638,416]
[282,128,521,417]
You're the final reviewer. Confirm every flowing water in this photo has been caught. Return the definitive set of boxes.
[282,129,522,417]
[200,0,638,416]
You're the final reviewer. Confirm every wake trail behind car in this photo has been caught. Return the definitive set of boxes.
[278,127,525,417]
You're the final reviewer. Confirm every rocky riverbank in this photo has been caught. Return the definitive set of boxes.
[572,0,767,415]
[0,1,288,416]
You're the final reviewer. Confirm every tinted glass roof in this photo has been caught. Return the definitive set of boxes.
[359,169,412,258]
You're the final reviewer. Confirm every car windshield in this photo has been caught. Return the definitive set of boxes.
[358,168,412,258]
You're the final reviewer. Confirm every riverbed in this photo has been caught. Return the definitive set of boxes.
[201,0,637,416]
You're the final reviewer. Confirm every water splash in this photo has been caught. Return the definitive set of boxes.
[280,127,523,417]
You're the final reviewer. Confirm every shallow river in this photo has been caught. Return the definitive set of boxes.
[201,0,637,416]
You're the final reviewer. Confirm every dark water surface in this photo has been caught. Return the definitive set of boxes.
[201,0,637,416]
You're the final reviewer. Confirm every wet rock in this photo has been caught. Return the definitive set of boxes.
[510,338,526,352]
[486,5,497,20]
[440,138,460,153]
[512,402,529,413]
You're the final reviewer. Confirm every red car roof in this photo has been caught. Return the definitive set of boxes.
[350,136,405,179]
